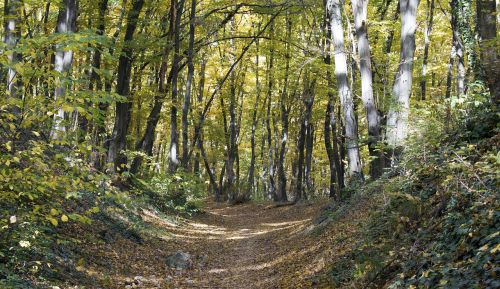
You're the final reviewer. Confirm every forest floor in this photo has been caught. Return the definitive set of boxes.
[73,198,373,288]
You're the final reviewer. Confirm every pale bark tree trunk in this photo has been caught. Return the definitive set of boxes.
[420,0,435,100]
[352,0,382,178]
[51,0,78,140]
[327,0,363,178]
[450,4,466,97]
[323,1,343,199]
[386,0,420,155]
[168,0,185,173]
[107,0,144,172]
[181,0,196,169]
[4,0,22,106]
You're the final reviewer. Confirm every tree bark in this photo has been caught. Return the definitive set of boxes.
[277,16,292,203]
[130,1,176,174]
[266,21,277,200]
[295,117,306,201]
[226,19,238,200]
[477,0,499,101]
[248,25,261,195]
[454,0,483,82]
[386,0,420,157]
[107,0,144,173]
[193,60,207,175]
[181,0,197,169]
[352,0,382,179]
[323,1,343,199]
[50,0,78,140]
[168,0,185,173]
[451,3,466,97]
[4,0,22,106]
[327,0,363,179]
[91,0,109,170]
[420,0,435,100]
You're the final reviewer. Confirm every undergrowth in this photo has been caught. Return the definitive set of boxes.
[0,112,205,288]
[327,100,499,288]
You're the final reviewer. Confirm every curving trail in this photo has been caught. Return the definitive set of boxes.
[80,199,369,288]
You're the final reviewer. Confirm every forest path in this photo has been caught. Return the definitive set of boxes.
[83,198,369,288]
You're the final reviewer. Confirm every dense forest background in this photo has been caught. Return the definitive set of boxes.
[0,0,498,288]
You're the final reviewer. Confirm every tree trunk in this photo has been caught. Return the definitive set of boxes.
[327,0,363,179]
[295,118,306,202]
[420,0,435,100]
[266,21,277,200]
[451,3,466,97]
[4,0,22,107]
[226,20,238,200]
[107,0,144,172]
[277,16,292,202]
[181,0,197,169]
[454,0,483,83]
[248,28,261,196]
[50,0,78,140]
[130,2,176,174]
[168,0,185,173]
[324,0,344,199]
[352,0,382,179]
[477,0,499,101]
[90,0,109,169]
[193,60,207,175]
[386,0,420,157]
[304,110,314,198]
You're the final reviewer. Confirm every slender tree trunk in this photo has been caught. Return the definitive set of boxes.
[454,0,483,82]
[4,0,22,107]
[50,0,78,140]
[295,118,306,202]
[451,5,466,97]
[199,134,221,201]
[266,21,277,200]
[304,107,314,198]
[90,0,108,169]
[168,0,185,173]
[324,0,344,198]
[277,16,292,202]
[477,0,499,100]
[181,0,197,169]
[193,60,206,175]
[95,0,127,170]
[107,0,144,172]
[327,0,363,179]
[420,0,435,100]
[386,0,420,157]
[445,45,456,100]
[352,0,382,178]
[130,2,176,174]
[248,27,261,195]
[226,20,238,200]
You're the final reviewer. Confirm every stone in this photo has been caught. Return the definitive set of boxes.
[166,251,193,269]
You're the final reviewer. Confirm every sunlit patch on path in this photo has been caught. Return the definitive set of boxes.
[81,198,371,288]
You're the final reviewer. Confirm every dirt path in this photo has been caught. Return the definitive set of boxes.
[80,199,370,288]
